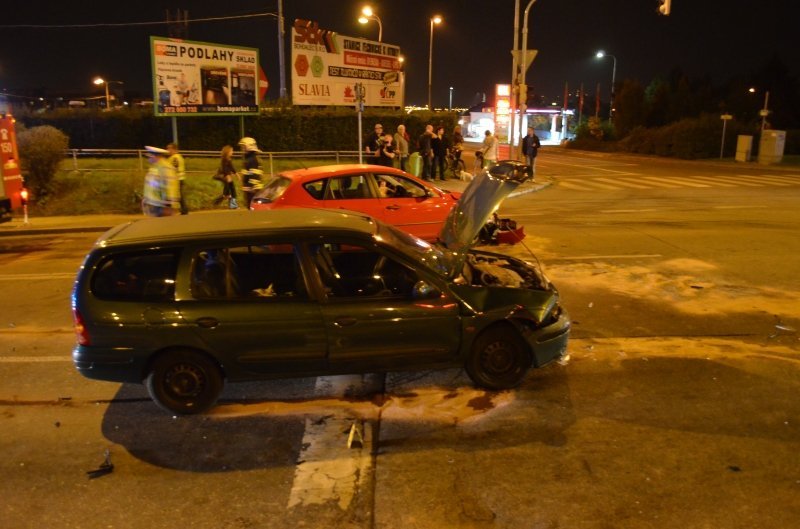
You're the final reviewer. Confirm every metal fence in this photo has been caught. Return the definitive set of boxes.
[65,149,363,176]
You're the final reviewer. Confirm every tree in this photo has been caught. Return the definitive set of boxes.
[613,79,646,138]
[16,125,69,201]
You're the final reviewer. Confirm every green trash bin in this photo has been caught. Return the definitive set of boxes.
[407,152,422,177]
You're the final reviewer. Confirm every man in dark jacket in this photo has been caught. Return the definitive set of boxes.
[364,123,383,164]
[431,126,448,180]
[521,126,541,177]
[417,124,434,180]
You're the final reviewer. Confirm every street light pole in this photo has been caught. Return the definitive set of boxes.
[93,77,123,109]
[358,6,383,41]
[428,15,442,110]
[595,51,617,121]
[449,87,453,110]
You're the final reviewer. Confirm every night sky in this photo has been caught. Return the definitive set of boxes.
[1,0,798,107]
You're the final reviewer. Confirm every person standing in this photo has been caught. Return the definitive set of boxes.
[521,126,541,177]
[431,126,448,180]
[166,143,188,215]
[417,124,434,180]
[377,133,396,167]
[363,123,383,164]
[238,136,263,209]
[213,145,238,209]
[481,130,498,170]
[141,146,178,217]
[452,125,464,163]
[393,124,410,171]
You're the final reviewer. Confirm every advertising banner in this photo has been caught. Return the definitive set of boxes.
[495,84,511,143]
[291,19,404,107]
[150,36,260,117]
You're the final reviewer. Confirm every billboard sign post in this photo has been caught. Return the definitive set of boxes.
[150,36,260,117]
[291,19,403,107]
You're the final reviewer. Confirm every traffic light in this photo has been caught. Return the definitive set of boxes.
[20,188,29,207]
[658,0,671,15]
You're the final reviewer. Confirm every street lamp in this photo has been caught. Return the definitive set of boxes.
[749,87,771,131]
[595,50,617,120]
[428,15,442,110]
[449,86,454,110]
[93,77,123,109]
[358,6,382,42]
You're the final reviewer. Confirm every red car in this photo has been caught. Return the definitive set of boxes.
[251,164,461,241]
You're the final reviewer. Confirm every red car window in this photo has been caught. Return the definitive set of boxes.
[259,176,292,202]
[303,179,326,200]
[374,173,428,199]
[326,174,374,200]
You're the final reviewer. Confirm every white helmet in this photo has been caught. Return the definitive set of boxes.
[238,137,260,152]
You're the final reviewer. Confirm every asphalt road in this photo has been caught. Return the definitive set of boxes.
[1,149,798,529]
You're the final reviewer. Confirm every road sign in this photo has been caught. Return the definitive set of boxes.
[721,114,733,120]
[511,50,538,73]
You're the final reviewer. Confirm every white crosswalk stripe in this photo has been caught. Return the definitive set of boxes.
[556,173,799,191]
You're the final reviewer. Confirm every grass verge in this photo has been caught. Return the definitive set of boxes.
[30,157,342,216]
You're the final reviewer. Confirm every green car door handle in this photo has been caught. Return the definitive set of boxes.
[334,317,357,327]
[196,317,219,329]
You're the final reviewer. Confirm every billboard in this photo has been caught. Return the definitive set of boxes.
[150,36,260,116]
[291,19,404,107]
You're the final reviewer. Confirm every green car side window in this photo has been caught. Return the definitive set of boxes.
[191,244,307,300]
[91,250,179,302]
[309,242,418,298]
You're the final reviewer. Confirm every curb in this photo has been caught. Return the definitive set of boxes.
[0,177,553,238]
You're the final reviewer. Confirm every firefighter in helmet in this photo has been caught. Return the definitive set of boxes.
[238,137,264,209]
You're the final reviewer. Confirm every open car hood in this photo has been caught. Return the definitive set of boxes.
[438,161,532,270]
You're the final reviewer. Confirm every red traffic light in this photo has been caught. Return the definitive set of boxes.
[20,188,29,205]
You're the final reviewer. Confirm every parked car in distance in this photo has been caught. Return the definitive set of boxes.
[250,164,461,241]
[72,161,570,415]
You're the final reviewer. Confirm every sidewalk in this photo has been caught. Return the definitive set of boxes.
[0,173,551,238]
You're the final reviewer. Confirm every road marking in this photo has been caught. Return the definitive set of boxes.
[544,159,639,170]
[0,273,75,281]
[558,180,620,191]
[640,176,711,188]
[712,205,767,209]
[594,177,651,189]
[736,174,795,186]
[0,356,71,363]
[701,175,763,186]
[628,177,681,188]
[548,254,663,261]
[287,375,373,511]
[681,175,739,187]
[600,209,659,213]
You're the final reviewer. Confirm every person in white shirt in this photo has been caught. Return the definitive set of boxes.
[481,130,498,170]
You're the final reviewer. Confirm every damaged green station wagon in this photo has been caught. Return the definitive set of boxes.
[72,162,570,414]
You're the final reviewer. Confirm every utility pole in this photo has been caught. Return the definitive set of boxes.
[518,0,537,158]
[355,83,365,164]
[166,9,188,39]
[278,0,287,100]
[760,91,770,132]
[509,0,520,154]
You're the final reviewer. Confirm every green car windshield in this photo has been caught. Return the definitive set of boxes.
[375,222,456,278]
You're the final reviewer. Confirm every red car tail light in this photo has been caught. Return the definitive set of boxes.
[73,309,90,346]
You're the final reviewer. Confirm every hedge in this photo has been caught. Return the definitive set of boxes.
[18,107,459,152]
[569,114,797,159]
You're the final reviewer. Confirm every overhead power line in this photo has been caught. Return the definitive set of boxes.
[0,12,276,29]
